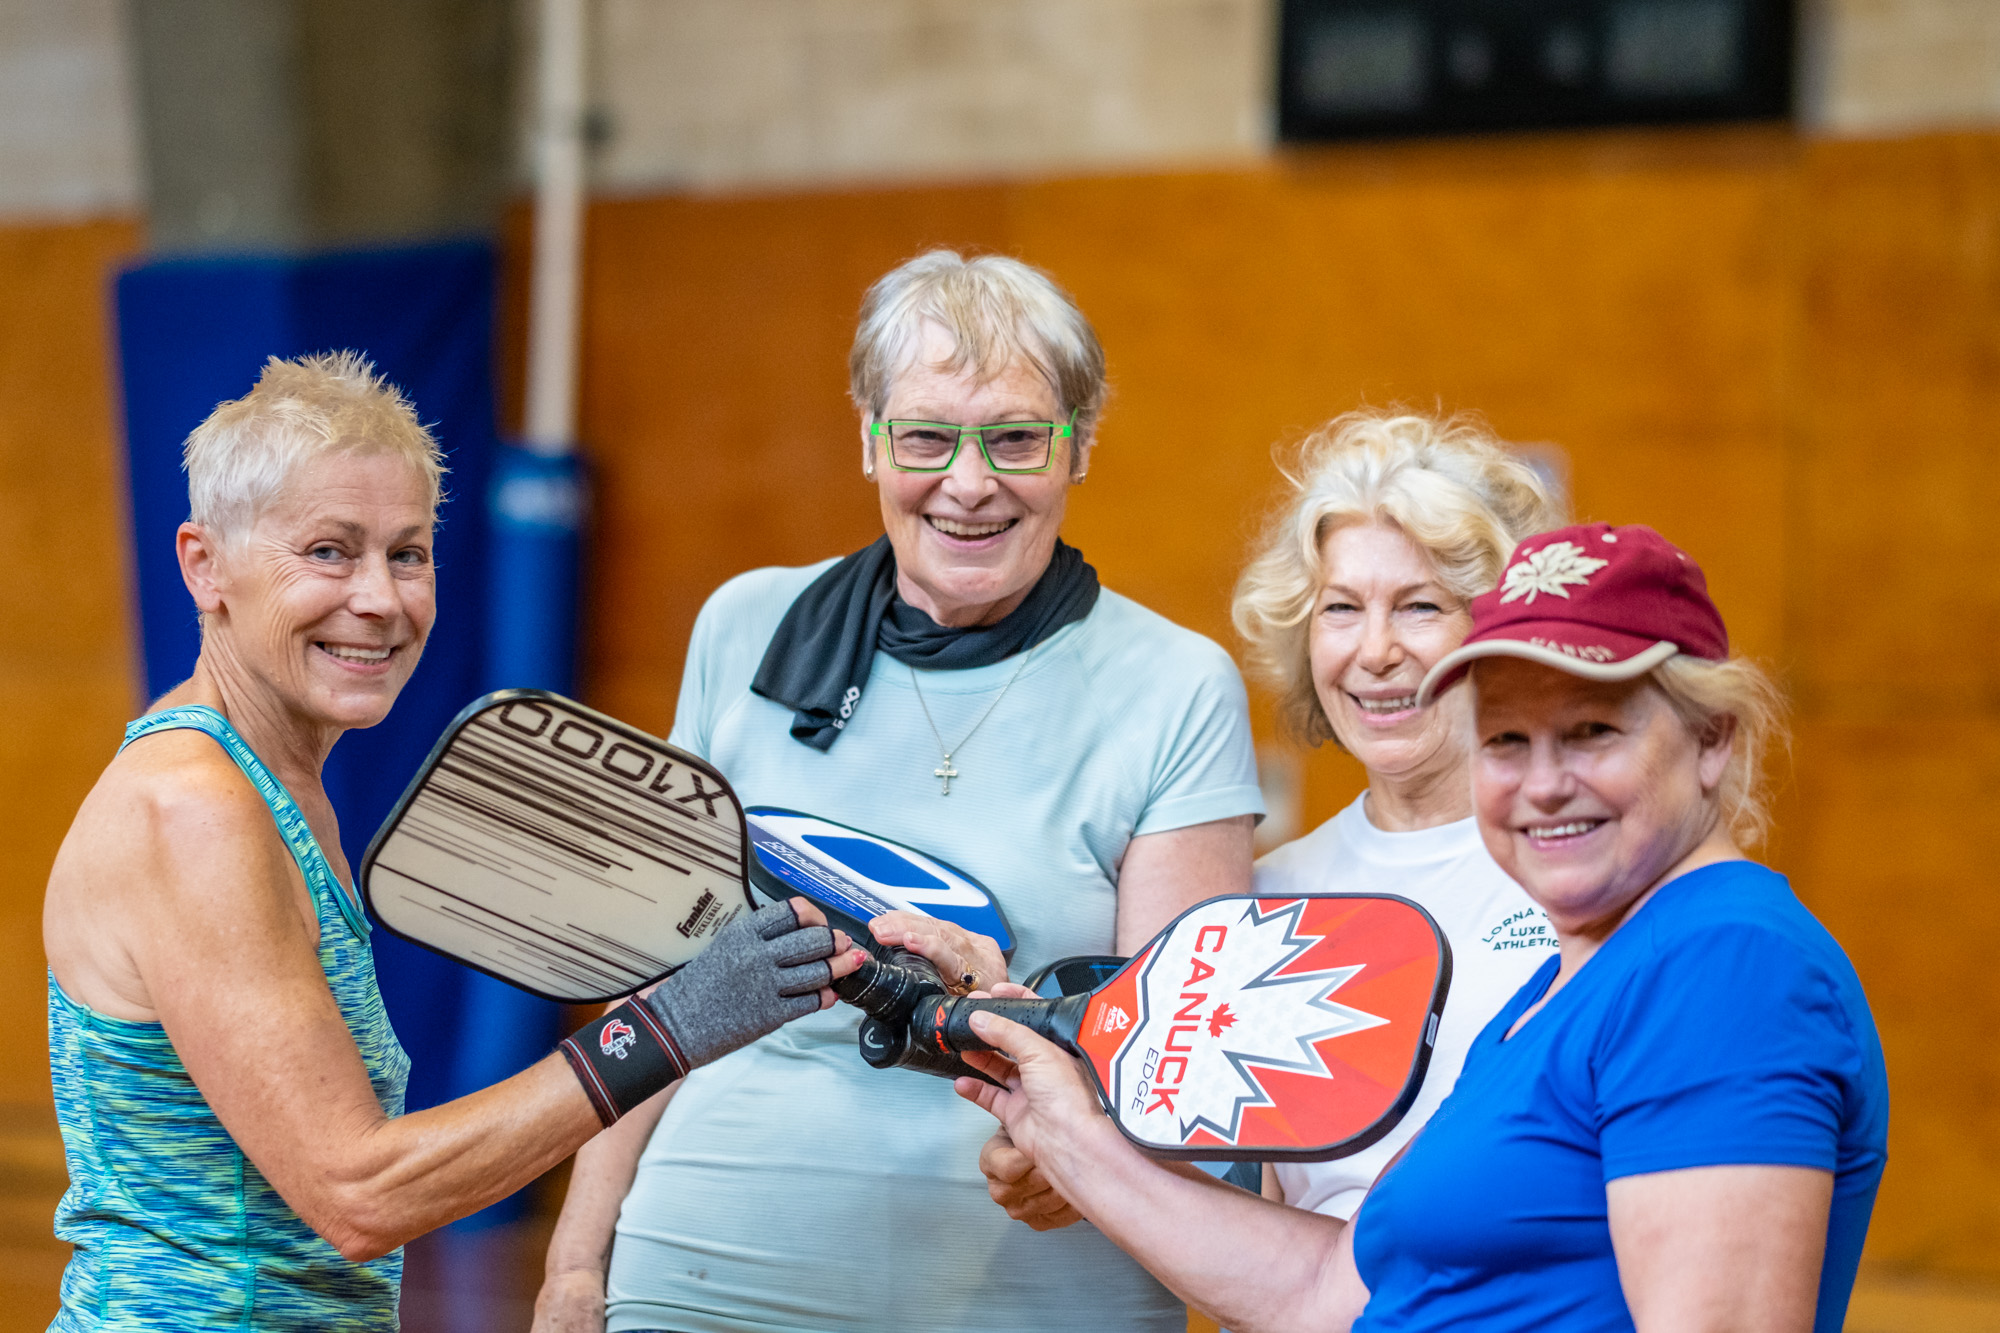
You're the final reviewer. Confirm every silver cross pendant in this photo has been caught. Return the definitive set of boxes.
[934,755,959,795]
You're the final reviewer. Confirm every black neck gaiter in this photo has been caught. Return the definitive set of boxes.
[749,535,1100,750]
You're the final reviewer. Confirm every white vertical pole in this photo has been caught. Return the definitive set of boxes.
[524,0,587,457]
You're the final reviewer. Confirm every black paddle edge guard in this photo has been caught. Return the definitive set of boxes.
[1023,954,1128,999]
[358,687,753,1005]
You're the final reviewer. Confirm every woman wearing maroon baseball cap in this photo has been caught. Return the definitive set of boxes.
[1327,521,1890,1332]
[953,522,1888,1333]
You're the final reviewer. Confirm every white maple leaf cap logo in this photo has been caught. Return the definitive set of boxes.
[1500,540,1610,605]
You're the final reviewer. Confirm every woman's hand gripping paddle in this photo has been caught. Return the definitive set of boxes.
[361,690,755,1004]
[845,894,1451,1162]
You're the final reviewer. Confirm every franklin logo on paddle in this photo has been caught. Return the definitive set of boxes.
[599,1019,636,1060]
[677,889,722,939]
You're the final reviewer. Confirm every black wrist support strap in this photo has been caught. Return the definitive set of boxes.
[559,999,689,1126]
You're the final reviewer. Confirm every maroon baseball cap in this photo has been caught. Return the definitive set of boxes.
[1416,522,1729,706]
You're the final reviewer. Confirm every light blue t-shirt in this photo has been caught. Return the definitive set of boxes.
[606,562,1263,1333]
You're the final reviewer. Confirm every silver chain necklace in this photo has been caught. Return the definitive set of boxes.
[909,650,1034,795]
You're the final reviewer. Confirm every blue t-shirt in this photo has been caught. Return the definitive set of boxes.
[1352,861,1888,1333]
[607,562,1263,1333]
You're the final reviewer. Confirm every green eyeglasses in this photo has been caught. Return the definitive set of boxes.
[870,410,1077,474]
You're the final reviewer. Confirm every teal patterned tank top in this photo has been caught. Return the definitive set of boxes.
[48,706,411,1331]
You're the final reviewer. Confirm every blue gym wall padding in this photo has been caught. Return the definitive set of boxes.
[114,241,564,1226]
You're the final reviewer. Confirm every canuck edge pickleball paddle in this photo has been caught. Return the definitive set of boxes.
[361,689,753,1004]
[911,894,1451,1162]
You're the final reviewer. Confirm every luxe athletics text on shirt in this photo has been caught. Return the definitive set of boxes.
[1482,906,1554,951]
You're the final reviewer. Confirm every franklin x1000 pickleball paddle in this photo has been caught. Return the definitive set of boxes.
[361,689,755,1003]
[844,893,1451,1162]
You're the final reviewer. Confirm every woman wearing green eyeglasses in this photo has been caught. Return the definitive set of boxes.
[533,250,1263,1333]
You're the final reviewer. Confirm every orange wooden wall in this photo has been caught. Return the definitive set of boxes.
[0,220,140,1099]
[1785,135,2000,1280]
[0,218,141,1320]
[563,130,1998,1280]
[1,127,1994,1291]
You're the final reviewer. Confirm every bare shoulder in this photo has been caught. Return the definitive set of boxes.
[92,728,281,855]
[47,730,300,1018]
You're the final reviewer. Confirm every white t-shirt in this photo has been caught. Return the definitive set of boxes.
[1263,794,1555,1220]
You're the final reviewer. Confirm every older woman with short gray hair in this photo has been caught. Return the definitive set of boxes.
[42,353,851,1331]
[535,250,1264,1333]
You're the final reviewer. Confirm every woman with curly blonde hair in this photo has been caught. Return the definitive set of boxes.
[978,408,1564,1232]
[1233,410,1564,1223]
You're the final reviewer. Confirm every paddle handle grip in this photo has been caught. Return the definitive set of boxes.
[833,948,944,1024]
[909,993,1088,1059]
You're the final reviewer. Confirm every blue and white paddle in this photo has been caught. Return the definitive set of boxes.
[744,807,1013,957]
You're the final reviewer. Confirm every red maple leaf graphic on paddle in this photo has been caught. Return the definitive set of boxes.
[1207,1002,1238,1038]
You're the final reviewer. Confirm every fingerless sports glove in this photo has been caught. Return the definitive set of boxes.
[560,900,835,1124]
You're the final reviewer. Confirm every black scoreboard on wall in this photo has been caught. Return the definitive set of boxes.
[1278,0,1793,140]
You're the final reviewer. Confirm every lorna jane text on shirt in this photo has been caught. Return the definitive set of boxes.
[1481,907,1557,951]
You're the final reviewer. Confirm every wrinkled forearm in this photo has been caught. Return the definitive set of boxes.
[1034,1116,1349,1333]
[287,1055,602,1260]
